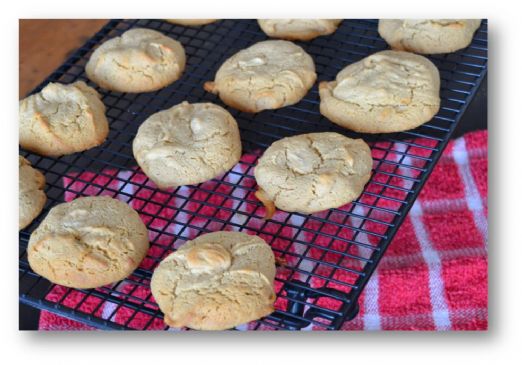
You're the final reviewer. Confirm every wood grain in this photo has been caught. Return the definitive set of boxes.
[19,19,107,98]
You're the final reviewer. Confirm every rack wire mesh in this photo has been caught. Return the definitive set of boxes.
[19,19,488,330]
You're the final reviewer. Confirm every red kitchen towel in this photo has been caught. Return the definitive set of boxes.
[38,130,488,331]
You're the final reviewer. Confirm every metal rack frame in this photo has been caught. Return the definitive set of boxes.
[19,19,488,330]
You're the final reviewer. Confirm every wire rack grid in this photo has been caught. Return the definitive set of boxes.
[19,19,487,330]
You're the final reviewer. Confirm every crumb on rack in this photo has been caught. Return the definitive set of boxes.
[255,188,276,220]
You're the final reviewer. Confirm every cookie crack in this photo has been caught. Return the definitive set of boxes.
[307,137,325,165]
[111,59,156,83]
[408,19,465,28]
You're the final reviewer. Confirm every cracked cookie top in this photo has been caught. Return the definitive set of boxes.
[258,19,342,41]
[151,231,275,330]
[319,50,440,133]
[254,132,373,215]
[133,101,242,189]
[378,19,481,54]
[19,156,46,230]
[204,40,316,113]
[19,81,109,156]
[85,28,186,93]
[27,196,149,289]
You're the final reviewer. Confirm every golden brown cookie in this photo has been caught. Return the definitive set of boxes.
[151,231,276,330]
[166,19,217,26]
[86,28,186,93]
[19,81,109,157]
[378,19,481,54]
[19,156,46,230]
[204,40,316,113]
[27,196,149,289]
[132,101,242,189]
[319,50,440,133]
[258,19,342,41]
[254,132,373,215]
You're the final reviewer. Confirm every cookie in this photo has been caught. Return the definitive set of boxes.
[132,101,242,189]
[19,81,109,157]
[151,231,276,330]
[254,132,372,216]
[85,28,186,93]
[204,40,316,113]
[258,19,342,41]
[19,156,46,230]
[319,50,440,133]
[378,19,481,54]
[27,196,149,289]
[166,19,217,26]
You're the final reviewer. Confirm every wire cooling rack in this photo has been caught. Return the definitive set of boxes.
[19,19,487,330]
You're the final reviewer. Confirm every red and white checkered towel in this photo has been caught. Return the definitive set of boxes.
[38,130,487,331]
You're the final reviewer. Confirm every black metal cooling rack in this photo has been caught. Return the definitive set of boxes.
[19,19,488,330]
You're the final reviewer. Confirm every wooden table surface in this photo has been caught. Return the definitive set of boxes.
[19,19,107,98]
